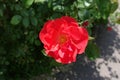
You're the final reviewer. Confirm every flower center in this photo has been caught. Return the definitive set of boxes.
[58,34,67,44]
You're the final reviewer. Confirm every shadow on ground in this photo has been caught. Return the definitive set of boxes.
[55,55,104,80]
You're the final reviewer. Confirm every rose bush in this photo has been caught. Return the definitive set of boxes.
[0,0,118,79]
[39,16,88,64]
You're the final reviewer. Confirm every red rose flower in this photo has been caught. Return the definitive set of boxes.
[39,16,89,64]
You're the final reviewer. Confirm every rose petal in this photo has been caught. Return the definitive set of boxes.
[65,26,88,54]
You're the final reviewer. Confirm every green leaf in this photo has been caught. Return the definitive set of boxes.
[10,15,22,25]
[0,9,3,17]
[30,36,34,44]
[41,49,47,56]
[53,5,62,11]
[87,27,92,36]
[95,0,111,18]
[15,4,22,11]
[22,17,30,27]
[77,0,85,8]
[50,59,61,66]
[35,40,41,46]
[110,2,118,13]
[21,10,29,17]
[111,0,118,3]
[84,1,91,7]
[30,17,38,26]
[5,61,9,65]
[29,9,35,16]
[85,41,100,60]
[78,10,84,19]
[116,18,120,24]
[89,36,95,40]
[23,0,34,8]
[34,0,46,3]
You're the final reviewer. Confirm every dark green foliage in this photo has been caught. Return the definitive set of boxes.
[0,0,118,80]
[85,41,100,60]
